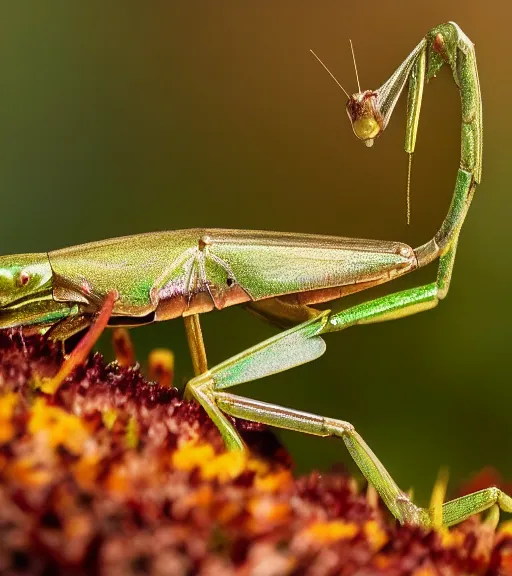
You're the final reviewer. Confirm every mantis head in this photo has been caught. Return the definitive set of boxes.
[346,91,383,147]
[0,253,53,308]
[309,46,384,149]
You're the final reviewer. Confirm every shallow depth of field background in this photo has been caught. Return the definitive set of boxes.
[0,2,509,504]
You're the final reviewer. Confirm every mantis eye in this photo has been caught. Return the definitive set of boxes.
[0,253,53,308]
[18,271,31,287]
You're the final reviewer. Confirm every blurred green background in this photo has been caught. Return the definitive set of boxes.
[0,1,510,504]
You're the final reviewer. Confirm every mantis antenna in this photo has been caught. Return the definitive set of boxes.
[349,38,411,224]
[312,40,412,225]
[349,39,361,92]
[407,154,412,225]
[309,50,350,98]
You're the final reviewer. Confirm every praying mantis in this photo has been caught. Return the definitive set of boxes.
[0,22,508,529]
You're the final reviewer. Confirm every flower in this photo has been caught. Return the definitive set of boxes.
[0,329,511,575]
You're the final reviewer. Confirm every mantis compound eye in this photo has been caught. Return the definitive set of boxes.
[18,271,30,287]
[0,253,53,308]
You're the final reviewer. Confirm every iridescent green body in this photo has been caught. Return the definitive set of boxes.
[1,23,507,529]
[50,230,416,318]
[0,230,416,336]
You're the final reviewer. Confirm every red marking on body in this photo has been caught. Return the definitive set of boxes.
[80,279,91,295]
[346,90,380,123]
[433,33,445,54]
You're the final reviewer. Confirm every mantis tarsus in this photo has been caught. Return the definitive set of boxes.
[0,22,507,529]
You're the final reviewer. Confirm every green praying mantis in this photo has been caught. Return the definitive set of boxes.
[0,22,508,529]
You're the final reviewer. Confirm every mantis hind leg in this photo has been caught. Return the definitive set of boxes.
[188,338,512,528]
[184,232,485,525]
[215,392,512,528]
[186,321,512,528]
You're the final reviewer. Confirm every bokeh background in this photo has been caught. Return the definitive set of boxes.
[0,1,509,505]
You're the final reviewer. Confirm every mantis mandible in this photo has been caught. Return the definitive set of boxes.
[0,23,507,529]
